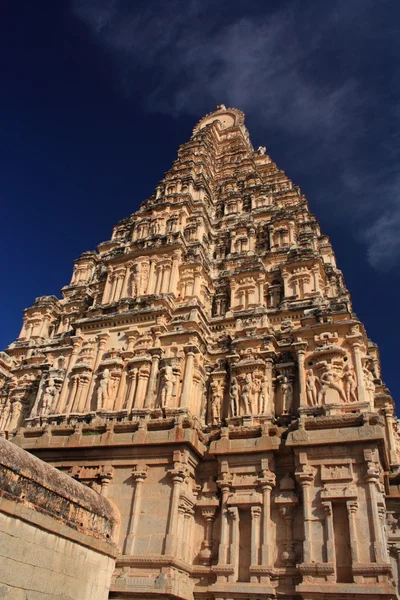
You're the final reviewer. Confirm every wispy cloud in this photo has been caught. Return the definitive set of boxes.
[72,0,400,271]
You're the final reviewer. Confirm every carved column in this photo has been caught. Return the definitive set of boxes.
[180,347,197,408]
[57,336,83,413]
[121,262,133,298]
[279,505,296,566]
[198,509,217,564]
[135,366,150,409]
[281,271,290,298]
[217,474,232,566]
[125,466,148,555]
[161,264,171,294]
[350,341,367,403]
[250,506,262,574]
[364,456,385,563]
[193,269,202,298]
[144,350,162,408]
[99,466,114,498]
[228,507,240,582]
[164,468,186,556]
[125,367,138,411]
[322,501,335,564]
[147,260,156,294]
[169,251,181,294]
[183,507,195,563]
[84,332,110,412]
[312,266,320,294]
[296,465,316,563]
[383,407,398,465]
[259,470,276,567]
[294,341,308,408]
[346,500,359,564]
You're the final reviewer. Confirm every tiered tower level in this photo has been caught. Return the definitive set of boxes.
[1,105,400,599]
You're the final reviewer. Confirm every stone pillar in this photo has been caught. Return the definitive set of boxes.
[126,368,138,411]
[288,221,295,244]
[121,262,133,298]
[161,265,171,294]
[180,347,197,408]
[76,374,90,413]
[144,350,161,408]
[84,333,109,413]
[57,336,83,414]
[102,269,113,304]
[183,508,194,563]
[259,470,276,567]
[322,501,335,564]
[169,252,181,294]
[351,342,367,403]
[155,266,163,294]
[383,407,398,465]
[199,509,217,564]
[193,270,202,298]
[257,276,264,306]
[364,459,386,563]
[135,367,150,409]
[228,507,240,582]
[147,260,156,294]
[125,466,148,555]
[294,342,308,408]
[346,500,359,564]
[250,506,261,573]
[114,368,128,411]
[312,266,320,294]
[282,272,289,298]
[296,465,315,563]
[8,399,24,430]
[99,467,114,498]
[164,468,186,556]
[217,475,232,566]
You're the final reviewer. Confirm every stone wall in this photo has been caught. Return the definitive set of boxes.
[0,437,119,600]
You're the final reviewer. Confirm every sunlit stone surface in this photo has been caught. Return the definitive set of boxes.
[1,105,400,599]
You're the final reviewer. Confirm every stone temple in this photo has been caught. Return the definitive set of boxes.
[1,105,400,599]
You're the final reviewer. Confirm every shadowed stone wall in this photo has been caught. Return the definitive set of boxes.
[0,437,119,599]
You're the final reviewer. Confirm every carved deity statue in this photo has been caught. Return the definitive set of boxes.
[251,371,263,414]
[318,363,346,404]
[306,369,319,406]
[97,368,110,410]
[342,364,358,403]
[240,374,252,415]
[363,366,375,405]
[41,378,58,415]
[280,376,293,414]
[160,365,174,407]
[211,382,222,425]
[230,377,240,417]
[259,375,270,414]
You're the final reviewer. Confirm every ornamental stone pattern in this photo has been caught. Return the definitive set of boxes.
[1,105,400,599]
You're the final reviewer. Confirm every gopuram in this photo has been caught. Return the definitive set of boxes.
[1,105,400,599]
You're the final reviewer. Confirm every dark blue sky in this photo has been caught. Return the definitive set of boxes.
[1,0,400,404]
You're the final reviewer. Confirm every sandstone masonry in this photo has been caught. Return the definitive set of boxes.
[1,105,400,599]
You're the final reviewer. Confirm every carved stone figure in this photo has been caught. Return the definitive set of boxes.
[280,376,293,414]
[240,374,252,415]
[342,364,358,403]
[306,369,319,406]
[97,368,110,411]
[161,365,174,407]
[364,366,375,405]
[211,383,222,425]
[259,375,269,414]
[41,378,58,415]
[230,377,239,416]
[318,363,346,404]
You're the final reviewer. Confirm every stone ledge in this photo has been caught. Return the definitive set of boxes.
[0,437,119,546]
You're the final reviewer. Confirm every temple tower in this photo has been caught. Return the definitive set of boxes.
[1,105,400,599]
